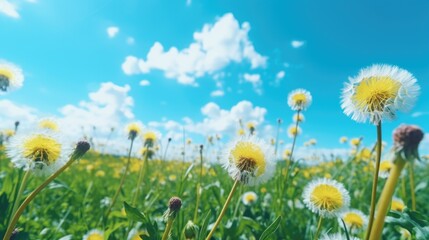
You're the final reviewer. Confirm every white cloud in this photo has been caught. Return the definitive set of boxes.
[186,0,191,6]
[107,26,119,38]
[420,134,429,155]
[0,100,38,129]
[291,40,305,48]
[122,13,267,85]
[411,112,429,118]
[139,80,150,86]
[210,90,224,97]
[0,0,20,19]
[127,37,135,45]
[276,71,285,80]
[243,73,262,95]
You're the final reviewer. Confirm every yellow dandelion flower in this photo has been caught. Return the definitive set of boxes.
[143,130,157,147]
[287,124,302,138]
[126,122,142,140]
[186,138,192,145]
[237,128,245,136]
[302,178,350,218]
[378,160,392,178]
[83,229,104,240]
[359,148,372,160]
[225,136,275,185]
[391,197,406,212]
[95,170,105,177]
[38,118,59,132]
[169,174,177,181]
[4,129,15,138]
[0,61,24,93]
[260,187,267,193]
[242,191,258,205]
[341,64,420,124]
[283,149,292,159]
[350,138,361,147]
[6,131,69,175]
[288,88,312,111]
[292,113,305,123]
[339,137,348,144]
[340,209,367,231]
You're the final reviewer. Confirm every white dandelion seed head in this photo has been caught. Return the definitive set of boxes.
[341,64,420,125]
[288,88,312,111]
[0,60,24,93]
[223,135,275,186]
[302,178,351,218]
[6,130,72,176]
[242,191,258,205]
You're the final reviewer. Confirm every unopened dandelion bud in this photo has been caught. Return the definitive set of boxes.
[393,124,424,161]
[164,197,182,221]
[14,121,19,132]
[184,220,199,239]
[168,137,172,142]
[70,141,90,161]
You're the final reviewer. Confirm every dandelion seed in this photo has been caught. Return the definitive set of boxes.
[6,130,70,175]
[302,178,350,218]
[288,88,312,111]
[83,229,104,240]
[0,61,24,93]
[242,191,258,205]
[341,64,420,124]
[224,136,275,186]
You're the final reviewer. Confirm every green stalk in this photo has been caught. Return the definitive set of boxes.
[8,170,31,223]
[314,216,323,240]
[132,148,149,206]
[104,138,135,221]
[161,218,174,240]
[365,123,382,240]
[408,162,416,211]
[369,156,406,240]
[205,180,239,240]
[274,119,282,156]
[193,147,204,222]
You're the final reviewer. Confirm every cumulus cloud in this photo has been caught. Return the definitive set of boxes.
[243,73,262,95]
[411,112,429,118]
[0,100,38,129]
[291,40,305,48]
[0,0,20,18]
[107,26,119,38]
[139,80,150,86]
[210,90,224,97]
[121,13,267,85]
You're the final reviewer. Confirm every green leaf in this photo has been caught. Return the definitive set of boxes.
[198,210,212,240]
[259,216,282,240]
[123,201,146,222]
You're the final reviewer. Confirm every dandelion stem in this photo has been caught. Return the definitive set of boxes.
[314,216,323,240]
[104,138,135,222]
[408,161,416,211]
[193,146,204,222]
[205,180,239,240]
[369,156,406,240]
[365,123,382,240]
[161,218,174,240]
[132,148,149,206]
[274,119,282,156]
[9,170,30,223]
[3,155,79,240]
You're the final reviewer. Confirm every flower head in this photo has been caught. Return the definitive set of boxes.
[339,209,368,231]
[242,191,258,206]
[288,89,312,111]
[393,124,424,161]
[142,130,158,147]
[38,118,59,132]
[224,136,275,186]
[302,178,350,218]
[83,229,104,240]
[164,196,182,221]
[237,128,245,136]
[391,197,406,212]
[184,220,199,239]
[339,137,348,144]
[293,113,305,123]
[287,124,302,138]
[0,61,24,93]
[350,138,361,147]
[6,130,70,175]
[341,64,420,124]
[377,160,393,178]
[283,149,291,159]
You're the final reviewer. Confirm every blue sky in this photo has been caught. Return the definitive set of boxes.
[1,0,428,156]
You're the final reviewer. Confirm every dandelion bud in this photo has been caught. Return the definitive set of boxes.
[184,220,199,239]
[164,196,182,221]
[168,137,172,142]
[70,141,90,161]
[277,118,282,124]
[14,121,20,132]
[393,124,424,161]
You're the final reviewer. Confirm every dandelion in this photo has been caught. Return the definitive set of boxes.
[303,178,350,218]
[293,112,305,123]
[288,88,312,111]
[6,130,70,175]
[126,122,141,140]
[287,124,302,138]
[162,197,182,240]
[0,61,24,93]
[186,138,192,145]
[184,220,199,240]
[283,149,291,159]
[38,118,59,132]
[242,191,258,206]
[247,122,256,135]
[143,130,157,147]
[83,229,104,240]
[309,138,317,146]
[340,209,368,233]
[350,138,361,147]
[378,160,392,178]
[391,197,405,212]
[224,136,275,186]
[237,128,245,136]
[339,137,348,144]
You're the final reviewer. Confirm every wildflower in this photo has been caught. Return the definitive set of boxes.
[0,61,24,92]
[359,148,372,160]
[6,130,70,175]
[242,191,258,205]
[378,160,392,178]
[140,147,154,159]
[309,138,317,146]
[293,113,305,123]
[247,122,256,135]
[82,229,104,240]
[283,149,291,159]
[341,64,420,124]
[350,138,361,147]
[339,137,348,144]
[393,124,424,161]
[126,123,141,141]
[95,170,105,177]
[143,130,157,147]
[187,138,192,145]
[339,209,368,231]
[224,136,275,186]
[288,88,312,111]
[287,124,302,138]
[184,220,199,240]
[302,178,350,218]
[237,129,245,136]
[391,197,405,212]
[162,197,182,240]
[38,118,59,132]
